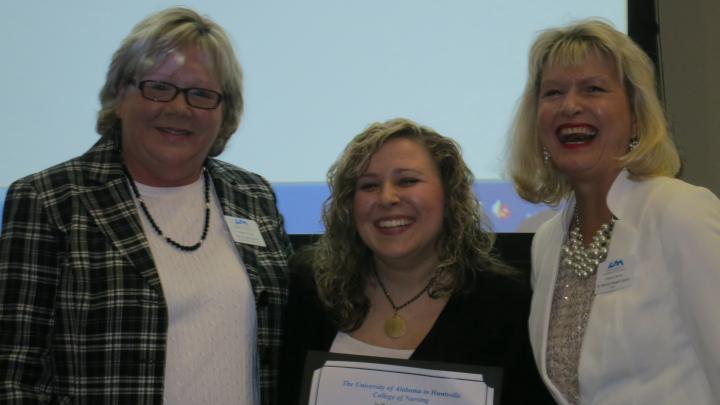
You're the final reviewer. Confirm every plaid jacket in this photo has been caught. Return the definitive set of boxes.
[0,139,291,404]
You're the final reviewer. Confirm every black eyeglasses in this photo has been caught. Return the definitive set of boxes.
[135,80,223,110]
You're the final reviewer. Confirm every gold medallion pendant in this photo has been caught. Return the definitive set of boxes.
[384,313,407,339]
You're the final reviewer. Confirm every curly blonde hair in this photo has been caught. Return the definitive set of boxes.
[310,118,509,331]
[506,19,681,204]
[96,7,243,156]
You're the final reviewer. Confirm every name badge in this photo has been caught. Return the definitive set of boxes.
[595,255,635,295]
[224,216,267,247]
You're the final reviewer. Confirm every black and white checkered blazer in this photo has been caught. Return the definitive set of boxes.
[0,138,291,404]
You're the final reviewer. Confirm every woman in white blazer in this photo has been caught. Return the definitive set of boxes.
[506,19,720,404]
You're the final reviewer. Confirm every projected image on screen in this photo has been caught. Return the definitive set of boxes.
[0,0,626,233]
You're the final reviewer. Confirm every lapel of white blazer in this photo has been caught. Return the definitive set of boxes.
[576,170,642,396]
[530,203,572,401]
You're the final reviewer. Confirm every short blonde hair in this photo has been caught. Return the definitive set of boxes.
[96,7,243,156]
[506,19,681,204]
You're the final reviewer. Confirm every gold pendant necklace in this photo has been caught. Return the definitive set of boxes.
[373,268,435,339]
[384,313,407,339]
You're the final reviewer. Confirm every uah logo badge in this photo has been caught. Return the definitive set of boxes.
[607,259,624,269]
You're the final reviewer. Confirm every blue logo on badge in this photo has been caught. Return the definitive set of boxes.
[235,218,247,225]
[607,259,624,269]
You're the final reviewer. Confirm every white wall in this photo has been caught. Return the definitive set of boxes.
[0,0,625,188]
[658,0,720,195]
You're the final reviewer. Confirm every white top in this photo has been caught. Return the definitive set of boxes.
[330,332,413,360]
[133,176,258,404]
[529,170,720,405]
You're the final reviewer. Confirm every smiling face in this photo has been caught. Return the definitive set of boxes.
[116,47,224,186]
[352,137,445,270]
[537,52,633,186]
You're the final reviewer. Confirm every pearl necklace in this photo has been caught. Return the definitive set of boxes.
[560,211,615,278]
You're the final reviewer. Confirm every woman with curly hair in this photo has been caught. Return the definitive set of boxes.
[280,118,552,404]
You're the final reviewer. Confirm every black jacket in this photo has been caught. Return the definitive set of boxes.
[279,265,554,404]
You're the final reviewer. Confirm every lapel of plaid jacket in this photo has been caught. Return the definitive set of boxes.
[77,139,162,292]
[205,159,264,293]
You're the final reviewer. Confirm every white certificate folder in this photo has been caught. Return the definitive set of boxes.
[300,351,503,405]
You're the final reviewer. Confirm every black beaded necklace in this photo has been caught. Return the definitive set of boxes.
[122,165,211,252]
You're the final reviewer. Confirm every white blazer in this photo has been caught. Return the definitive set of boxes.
[529,170,720,405]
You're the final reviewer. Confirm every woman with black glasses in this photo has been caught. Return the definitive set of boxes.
[0,7,290,404]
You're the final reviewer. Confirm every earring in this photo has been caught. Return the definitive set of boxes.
[629,137,640,151]
[543,148,551,163]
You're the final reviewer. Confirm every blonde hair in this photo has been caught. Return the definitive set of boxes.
[310,118,509,331]
[506,19,681,204]
[96,7,243,156]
